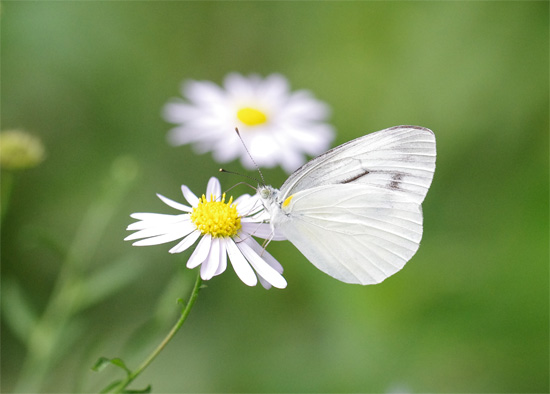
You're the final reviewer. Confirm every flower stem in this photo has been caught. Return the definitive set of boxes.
[113,272,203,393]
[1,171,14,223]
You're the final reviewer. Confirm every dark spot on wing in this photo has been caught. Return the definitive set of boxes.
[341,169,370,184]
[389,172,403,190]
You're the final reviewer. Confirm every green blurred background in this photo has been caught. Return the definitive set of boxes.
[2,2,548,393]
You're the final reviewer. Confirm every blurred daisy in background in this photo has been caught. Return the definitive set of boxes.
[125,177,287,289]
[163,73,335,173]
[0,129,45,170]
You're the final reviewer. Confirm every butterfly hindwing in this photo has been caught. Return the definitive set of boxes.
[273,184,424,285]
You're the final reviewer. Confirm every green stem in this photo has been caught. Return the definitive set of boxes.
[112,272,203,393]
[1,171,14,224]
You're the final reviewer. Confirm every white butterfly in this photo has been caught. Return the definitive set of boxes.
[257,125,436,285]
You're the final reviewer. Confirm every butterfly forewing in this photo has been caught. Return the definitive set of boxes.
[280,126,436,204]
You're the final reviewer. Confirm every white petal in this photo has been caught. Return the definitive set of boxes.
[214,240,227,276]
[125,220,195,241]
[243,238,284,290]
[244,237,284,274]
[130,228,193,246]
[233,193,252,206]
[187,234,212,269]
[206,177,221,201]
[201,237,220,280]
[127,213,188,230]
[280,149,305,174]
[283,90,331,121]
[167,126,212,146]
[163,101,201,123]
[211,140,242,163]
[241,221,286,241]
[260,74,289,102]
[235,194,264,216]
[181,185,199,207]
[282,124,334,155]
[157,194,192,212]
[224,72,256,99]
[249,132,281,162]
[192,130,228,154]
[226,238,257,286]
[169,230,201,254]
[237,241,287,289]
[129,212,179,221]
[184,80,227,106]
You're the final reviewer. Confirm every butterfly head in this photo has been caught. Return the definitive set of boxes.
[257,185,281,212]
[258,185,277,201]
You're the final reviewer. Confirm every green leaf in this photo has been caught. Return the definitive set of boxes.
[109,358,131,374]
[124,385,152,393]
[92,357,131,375]
[92,357,113,372]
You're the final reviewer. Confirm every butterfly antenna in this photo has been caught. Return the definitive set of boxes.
[219,168,260,187]
[235,127,266,185]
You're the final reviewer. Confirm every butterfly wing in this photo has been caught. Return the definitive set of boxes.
[279,125,436,205]
[274,184,424,285]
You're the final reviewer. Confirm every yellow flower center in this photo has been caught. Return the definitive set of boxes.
[237,107,268,126]
[190,193,241,238]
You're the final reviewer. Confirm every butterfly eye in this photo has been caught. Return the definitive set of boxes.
[259,188,270,199]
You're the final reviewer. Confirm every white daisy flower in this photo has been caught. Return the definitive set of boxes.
[125,177,287,289]
[163,73,335,173]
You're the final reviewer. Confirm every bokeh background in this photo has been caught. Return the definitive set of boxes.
[1,2,548,393]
